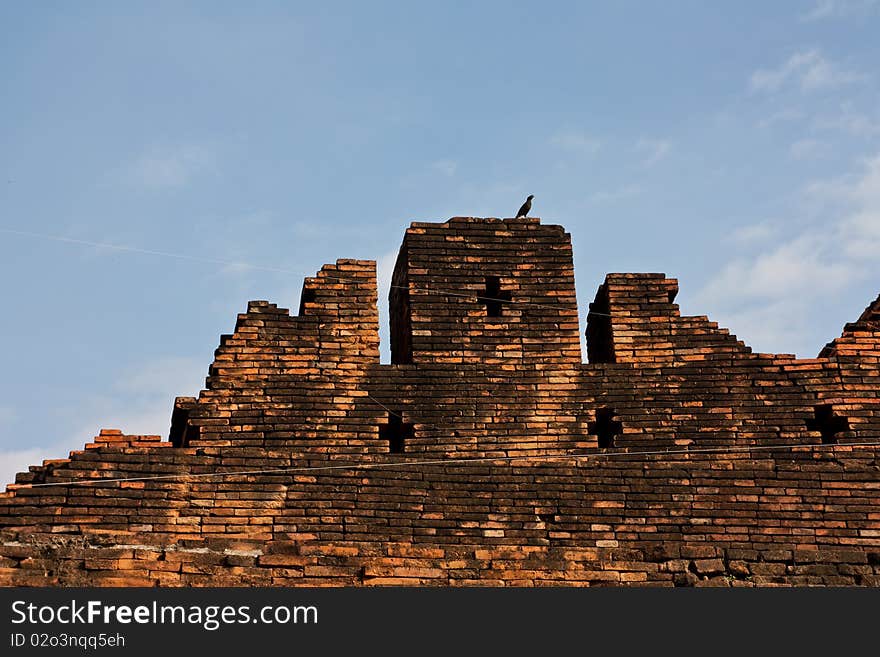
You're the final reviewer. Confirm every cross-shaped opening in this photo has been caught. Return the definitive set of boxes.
[379,412,414,454]
[805,404,849,444]
[536,509,558,524]
[588,407,622,448]
[477,275,511,318]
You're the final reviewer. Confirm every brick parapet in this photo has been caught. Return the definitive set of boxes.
[2,217,880,586]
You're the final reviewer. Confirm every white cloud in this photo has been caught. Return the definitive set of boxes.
[750,50,864,93]
[72,406,174,447]
[731,222,776,244]
[841,208,880,258]
[803,0,835,19]
[550,132,602,155]
[790,138,826,160]
[757,108,807,128]
[835,154,880,256]
[0,355,208,490]
[635,138,671,167]
[696,152,880,355]
[844,154,880,204]
[804,152,880,207]
[699,234,857,304]
[430,160,458,177]
[0,441,81,492]
[801,0,879,21]
[68,356,207,450]
[814,103,880,137]
[125,144,216,189]
[114,356,206,397]
[0,402,177,491]
[710,297,811,357]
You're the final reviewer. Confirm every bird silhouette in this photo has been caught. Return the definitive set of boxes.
[516,195,534,218]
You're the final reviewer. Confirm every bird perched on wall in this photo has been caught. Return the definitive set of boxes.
[516,195,534,218]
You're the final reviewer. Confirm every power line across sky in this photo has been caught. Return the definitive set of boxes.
[0,227,612,317]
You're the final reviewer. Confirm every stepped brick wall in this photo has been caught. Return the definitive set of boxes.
[2,216,879,587]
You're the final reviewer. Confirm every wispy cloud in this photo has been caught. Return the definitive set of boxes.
[0,355,208,490]
[125,144,217,189]
[550,131,602,155]
[114,356,206,396]
[0,441,82,492]
[696,152,880,355]
[814,103,880,137]
[73,356,206,446]
[749,50,865,93]
[833,155,880,257]
[589,184,641,204]
[699,234,857,304]
[635,138,672,167]
[71,408,173,450]
[801,0,879,21]
[790,138,826,160]
[757,108,806,128]
[430,160,458,177]
[731,222,776,244]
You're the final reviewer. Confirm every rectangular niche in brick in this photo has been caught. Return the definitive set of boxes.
[169,397,198,448]
[477,275,512,318]
[587,284,614,364]
[390,285,413,364]
[298,287,317,316]
[379,413,414,454]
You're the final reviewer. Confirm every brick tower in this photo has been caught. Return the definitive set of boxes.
[390,216,581,366]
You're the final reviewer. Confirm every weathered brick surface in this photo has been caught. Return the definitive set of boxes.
[1,217,879,586]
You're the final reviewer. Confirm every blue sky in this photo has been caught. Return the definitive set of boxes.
[2,1,880,486]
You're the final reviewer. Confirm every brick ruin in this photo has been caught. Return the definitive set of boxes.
[1,216,880,587]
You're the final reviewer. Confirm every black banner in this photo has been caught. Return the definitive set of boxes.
[0,587,874,653]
